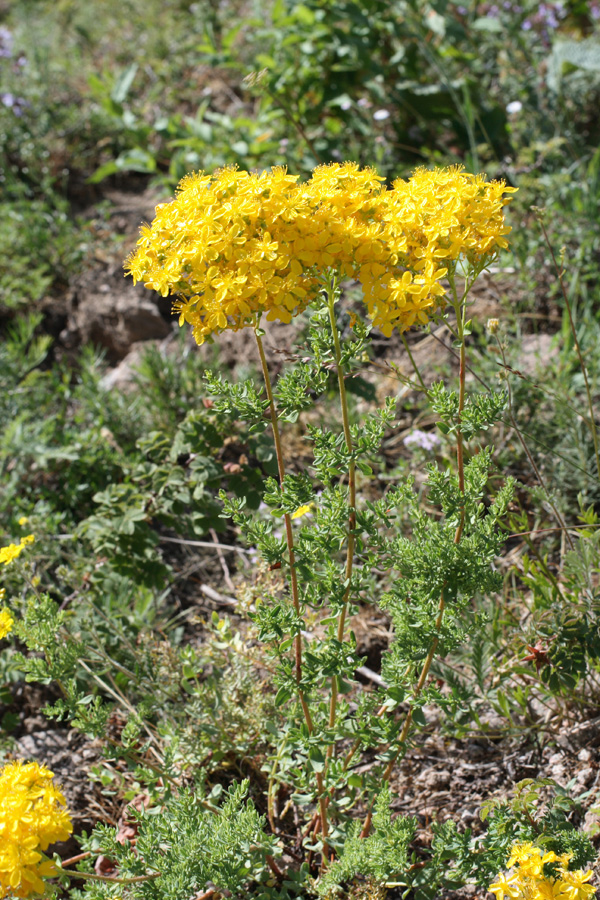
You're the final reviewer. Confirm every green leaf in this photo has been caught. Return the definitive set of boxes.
[472,16,503,32]
[548,38,600,91]
[412,707,426,727]
[275,685,292,707]
[111,63,138,104]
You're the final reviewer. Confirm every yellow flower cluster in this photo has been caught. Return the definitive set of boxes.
[127,167,318,344]
[0,761,72,898]
[489,842,596,900]
[125,162,515,342]
[366,166,515,335]
[0,535,34,567]
[0,608,13,640]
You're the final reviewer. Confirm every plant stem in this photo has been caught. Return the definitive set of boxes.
[60,869,160,884]
[324,275,356,761]
[400,332,430,396]
[263,86,323,164]
[537,217,600,484]
[254,328,304,691]
[60,853,91,868]
[267,738,288,833]
[254,326,330,860]
[453,285,467,542]
[361,289,468,838]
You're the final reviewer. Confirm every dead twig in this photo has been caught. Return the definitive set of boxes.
[210,528,236,592]
[160,536,251,554]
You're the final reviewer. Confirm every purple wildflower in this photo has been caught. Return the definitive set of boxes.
[0,26,13,59]
[1,92,26,115]
[403,429,441,452]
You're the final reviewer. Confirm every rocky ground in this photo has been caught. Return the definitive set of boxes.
[11,679,600,896]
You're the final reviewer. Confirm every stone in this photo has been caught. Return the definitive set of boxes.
[100,340,159,391]
[576,767,595,787]
[61,261,172,363]
[416,767,452,789]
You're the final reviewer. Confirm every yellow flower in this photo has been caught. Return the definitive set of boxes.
[489,872,521,900]
[0,760,72,898]
[291,504,315,520]
[557,868,596,900]
[0,535,34,567]
[507,841,542,870]
[17,517,28,527]
[371,166,516,333]
[0,608,13,640]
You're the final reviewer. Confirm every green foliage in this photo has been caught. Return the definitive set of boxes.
[408,779,597,900]
[379,455,513,693]
[75,781,278,900]
[316,787,416,897]
[0,193,86,310]
[275,361,330,423]
[0,313,52,420]
[13,594,111,737]
[205,369,269,430]
[513,505,600,695]
[78,412,228,588]
[430,381,507,440]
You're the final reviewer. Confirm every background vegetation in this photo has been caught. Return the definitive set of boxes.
[1,1,600,898]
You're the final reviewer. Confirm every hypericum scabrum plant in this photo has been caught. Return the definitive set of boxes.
[9,161,595,900]
[124,162,519,880]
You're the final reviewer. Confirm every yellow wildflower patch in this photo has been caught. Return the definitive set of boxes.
[0,760,73,898]
[0,608,13,640]
[489,842,596,900]
[0,535,35,567]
